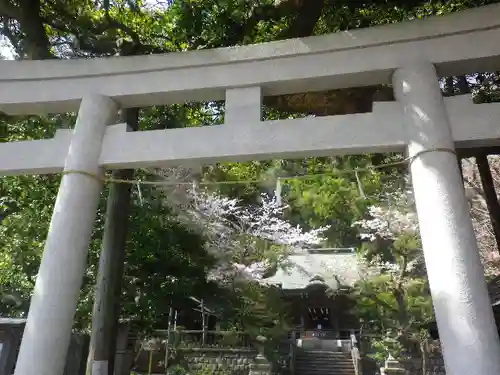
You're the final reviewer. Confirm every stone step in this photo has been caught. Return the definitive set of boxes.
[294,351,355,375]
[296,361,354,365]
[296,359,354,362]
[296,356,352,361]
[296,372,354,374]
[295,370,354,375]
[296,355,352,358]
[295,369,354,373]
[296,369,355,374]
[296,354,352,359]
[298,350,351,355]
[296,368,354,372]
[296,362,353,365]
[295,359,352,364]
[296,365,354,370]
[296,367,354,372]
[296,357,352,361]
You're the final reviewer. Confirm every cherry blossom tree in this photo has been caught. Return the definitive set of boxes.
[352,189,434,370]
[461,156,500,277]
[150,166,329,282]
[183,190,328,282]
[353,189,421,269]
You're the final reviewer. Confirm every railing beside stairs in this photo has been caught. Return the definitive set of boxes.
[350,332,363,375]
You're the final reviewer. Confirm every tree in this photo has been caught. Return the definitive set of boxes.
[153,167,329,281]
[352,189,434,369]
[0,115,69,317]
[0,113,215,332]
[119,190,216,332]
[1,2,500,373]
[459,156,500,277]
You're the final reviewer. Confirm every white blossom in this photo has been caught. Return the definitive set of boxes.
[352,188,424,278]
[353,190,418,241]
[153,167,329,282]
[189,191,329,282]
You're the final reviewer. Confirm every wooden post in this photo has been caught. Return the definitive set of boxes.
[164,307,173,375]
[300,294,305,336]
[88,108,139,375]
[457,155,463,179]
[201,299,207,346]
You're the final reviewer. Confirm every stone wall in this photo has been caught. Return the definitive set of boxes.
[381,357,445,375]
[0,322,89,375]
[133,347,270,375]
[182,348,258,375]
[400,357,445,375]
[363,339,446,375]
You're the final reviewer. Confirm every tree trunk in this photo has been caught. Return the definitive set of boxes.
[420,339,427,375]
[16,0,52,59]
[86,108,139,375]
[455,74,500,252]
[476,153,500,252]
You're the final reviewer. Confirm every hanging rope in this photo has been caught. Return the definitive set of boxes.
[59,147,456,187]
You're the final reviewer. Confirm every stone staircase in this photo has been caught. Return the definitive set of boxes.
[295,350,356,375]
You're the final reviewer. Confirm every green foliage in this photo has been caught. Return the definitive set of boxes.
[166,365,189,375]
[284,156,390,247]
[0,113,216,331]
[164,364,234,375]
[353,200,434,361]
[203,155,403,247]
[121,190,217,331]
[1,0,497,356]
[214,281,291,338]
[0,115,69,315]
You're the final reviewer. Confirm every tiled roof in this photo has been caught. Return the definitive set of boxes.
[263,248,364,290]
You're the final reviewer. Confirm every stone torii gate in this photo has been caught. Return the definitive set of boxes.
[2,4,500,375]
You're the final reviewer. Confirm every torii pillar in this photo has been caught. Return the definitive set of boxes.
[393,62,500,375]
[13,94,118,375]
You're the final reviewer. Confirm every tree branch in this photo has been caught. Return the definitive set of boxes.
[0,0,21,19]
[18,0,52,59]
[279,0,325,39]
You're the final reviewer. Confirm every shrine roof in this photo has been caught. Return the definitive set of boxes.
[263,248,364,291]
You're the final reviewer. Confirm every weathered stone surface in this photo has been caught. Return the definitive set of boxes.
[381,356,446,375]
[178,348,267,375]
